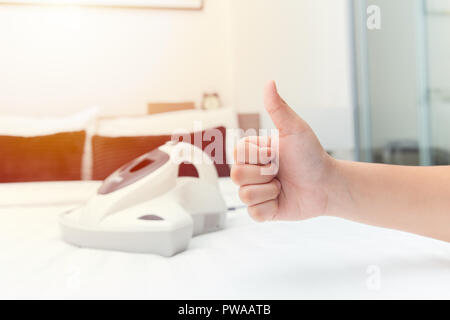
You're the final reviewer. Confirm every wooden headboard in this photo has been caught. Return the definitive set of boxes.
[147,102,196,115]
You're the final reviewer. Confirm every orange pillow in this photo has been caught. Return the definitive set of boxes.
[0,131,86,182]
[92,127,230,180]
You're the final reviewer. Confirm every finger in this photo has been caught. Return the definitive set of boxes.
[231,164,276,186]
[234,140,273,165]
[239,179,281,206]
[248,199,279,222]
[242,136,271,148]
[264,80,309,136]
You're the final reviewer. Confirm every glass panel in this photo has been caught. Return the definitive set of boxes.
[353,0,435,166]
[359,0,422,165]
[425,0,450,165]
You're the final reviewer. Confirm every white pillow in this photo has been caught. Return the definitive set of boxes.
[0,108,99,137]
[96,108,238,137]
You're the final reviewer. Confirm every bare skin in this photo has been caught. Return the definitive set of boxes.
[231,81,450,242]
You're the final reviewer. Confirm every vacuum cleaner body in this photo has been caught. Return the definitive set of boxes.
[59,141,227,256]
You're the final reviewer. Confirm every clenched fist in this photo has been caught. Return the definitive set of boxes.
[231,81,337,222]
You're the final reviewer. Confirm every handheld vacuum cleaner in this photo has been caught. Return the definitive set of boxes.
[59,141,227,256]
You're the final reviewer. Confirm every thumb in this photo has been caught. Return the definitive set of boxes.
[264,81,308,136]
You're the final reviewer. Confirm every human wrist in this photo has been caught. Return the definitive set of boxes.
[323,159,355,218]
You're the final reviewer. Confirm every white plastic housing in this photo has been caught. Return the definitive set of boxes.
[59,142,227,256]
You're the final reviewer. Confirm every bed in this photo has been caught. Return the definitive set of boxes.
[0,178,449,300]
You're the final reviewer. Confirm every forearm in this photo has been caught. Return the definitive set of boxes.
[327,160,450,242]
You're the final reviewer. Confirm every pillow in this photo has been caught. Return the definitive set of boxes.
[97,108,238,135]
[92,126,230,180]
[0,107,98,136]
[0,131,86,182]
[96,108,239,165]
[0,108,98,182]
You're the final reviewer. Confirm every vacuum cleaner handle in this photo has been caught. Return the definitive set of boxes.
[161,141,219,186]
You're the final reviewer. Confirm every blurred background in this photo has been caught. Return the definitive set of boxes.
[3,1,450,301]
[354,0,450,166]
[1,0,449,175]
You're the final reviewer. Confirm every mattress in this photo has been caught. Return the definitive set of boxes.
[0,179,449,299]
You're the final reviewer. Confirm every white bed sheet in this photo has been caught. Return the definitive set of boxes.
[0,179,449,299]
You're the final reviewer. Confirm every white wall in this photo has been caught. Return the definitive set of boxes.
[0,0,355,151]
[229,0,355,151]
[0,1,233,116]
